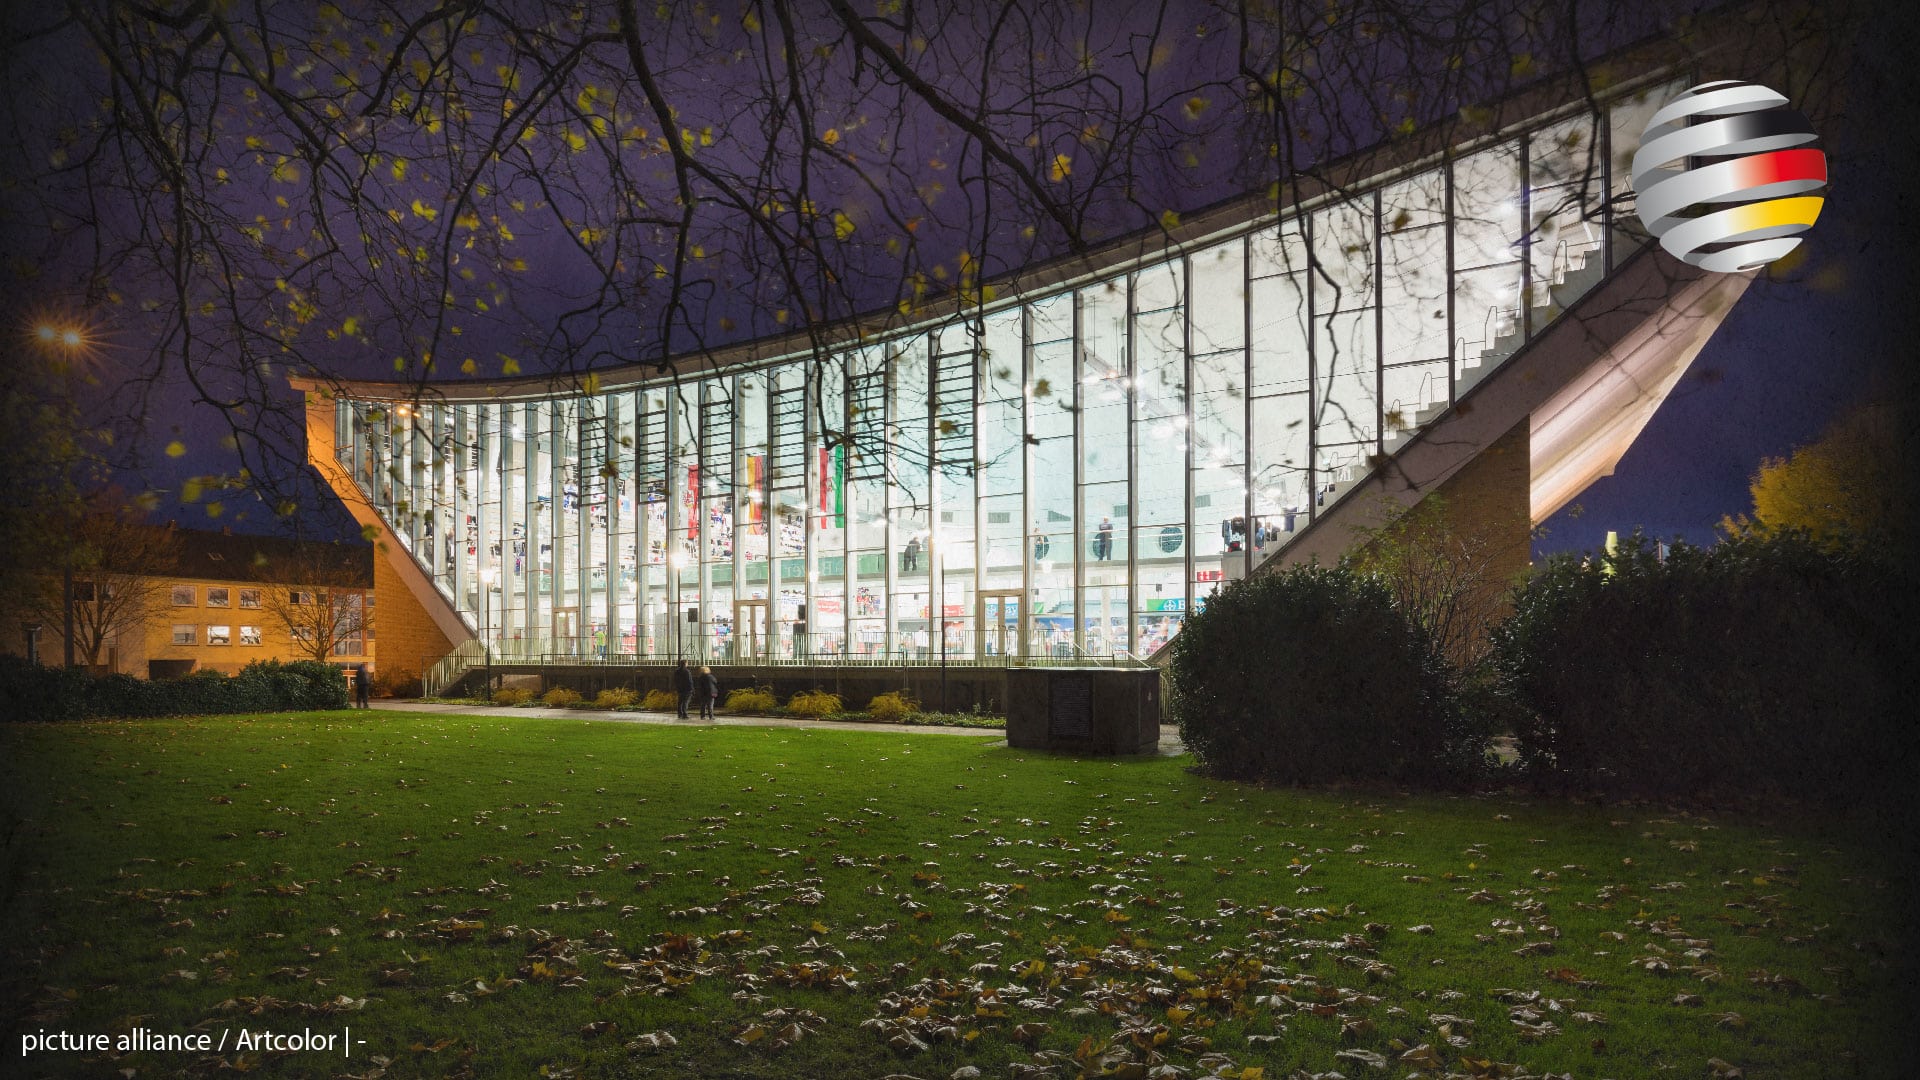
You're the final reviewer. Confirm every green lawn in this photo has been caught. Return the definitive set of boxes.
[1,712,1909,1079]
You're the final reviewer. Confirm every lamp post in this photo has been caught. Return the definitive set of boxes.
[480,568,495,695]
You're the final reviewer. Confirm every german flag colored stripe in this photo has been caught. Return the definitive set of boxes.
[1731,147,1826,190]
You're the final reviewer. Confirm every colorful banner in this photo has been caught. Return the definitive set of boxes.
[816,445,845,528]
[684,464,700,539]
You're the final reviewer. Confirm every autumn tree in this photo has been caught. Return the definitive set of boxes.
[0,340,119,622]
[1344,494,1530,673]
[259,548,372,663]
[18,497,181,669]
[1722,402,1906,551]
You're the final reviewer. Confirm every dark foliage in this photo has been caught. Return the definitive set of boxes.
[370,667,423,699]
[0,656,347,721]
[1170,564,1489,788]
[1490,531,1909,804]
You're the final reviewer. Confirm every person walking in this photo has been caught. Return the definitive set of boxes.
[671,659,694,719]
[353,663,372,709]
[697,665,719,721]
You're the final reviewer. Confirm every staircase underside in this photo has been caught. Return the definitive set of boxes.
[1143,245,1751,664]
[1252,245,1755,577]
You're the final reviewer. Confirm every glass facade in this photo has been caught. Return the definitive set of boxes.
[334,86,1672,663]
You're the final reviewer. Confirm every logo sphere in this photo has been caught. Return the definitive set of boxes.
[1630,80,1826,273]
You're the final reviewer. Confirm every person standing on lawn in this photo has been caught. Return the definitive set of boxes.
[697,666,719,721]
[671,659,694,719]
[354,663,372,709]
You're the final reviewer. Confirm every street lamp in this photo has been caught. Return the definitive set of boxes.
[480,568,495,695]
[28,316,97,669]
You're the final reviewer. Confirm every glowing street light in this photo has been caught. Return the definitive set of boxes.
[32,322,89,352]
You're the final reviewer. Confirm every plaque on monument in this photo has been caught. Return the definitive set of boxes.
[1048,673,1093,739]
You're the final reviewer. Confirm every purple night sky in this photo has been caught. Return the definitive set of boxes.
[3,1,1908,558]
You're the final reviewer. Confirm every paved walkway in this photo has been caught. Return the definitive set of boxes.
[365,699,1187,754]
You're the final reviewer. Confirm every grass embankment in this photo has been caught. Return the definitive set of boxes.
[1,713,1909,1078]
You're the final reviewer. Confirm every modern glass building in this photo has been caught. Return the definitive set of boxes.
[306,75,1704,669]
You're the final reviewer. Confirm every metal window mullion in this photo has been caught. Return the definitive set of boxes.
[881,352,896,658]
[1181,256,1195,624]
[802,369,817,661]
[578,401,592,655]
[1241,234,1255,578]
[1304,211,1319,526]
[450,406,467,632]
[1445,156,1459,407]
[1124,271,1137,655]
[1019,305,1033,657]
[764,376,779,657]
[1374,188,1386,464]
[476,404,492,649]
[1520,131,1533,342]
[1071,292,1085,654]
[839,364,856,658]
[1600,107,1614,270]
[972,327,987,661]
[549,401,565,651]
[725,374,741,661]
[926,331,942,666]
[664,388,680,659]
[605,393,620,655]
[696,383,712,664]
[631,393,646,656]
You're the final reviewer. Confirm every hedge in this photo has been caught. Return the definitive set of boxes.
[0,656,349,721]
[1490,531,1906,803]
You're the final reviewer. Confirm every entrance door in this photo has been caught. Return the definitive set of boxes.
[734,599,770,662]
[978,591,1024,659]
[553,607,579,656]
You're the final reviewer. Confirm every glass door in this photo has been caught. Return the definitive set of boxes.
[734,599,770,663]
[553,607,579,657]
[977,590,1025,660]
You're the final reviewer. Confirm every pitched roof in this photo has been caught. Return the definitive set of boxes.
[132,525,374,588]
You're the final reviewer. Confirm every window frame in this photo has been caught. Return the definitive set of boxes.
[238,625,262,646]
[206,586,231,608]
[206,625,232,646]
[170,624,196,646]
[171,585,196,606]
[238,588,261,609]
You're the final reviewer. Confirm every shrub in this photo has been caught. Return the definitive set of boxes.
[786,690,843,718]
[541,687,584,708]
[593,688,638,709]
[724,685,778,712]
[1170,563,1483,788]
[908,708,1005,730]
[0,655,349,720]
[492,686,533,706]
[370,667,423,699]
[866,691,917,723]
[641,688,680,711]
[1491,531,1906,803]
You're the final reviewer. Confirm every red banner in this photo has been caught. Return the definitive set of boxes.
[684,464,699,539]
